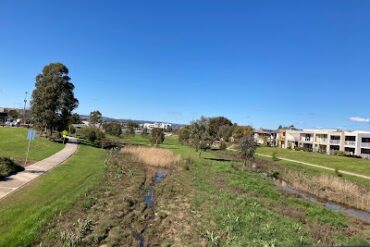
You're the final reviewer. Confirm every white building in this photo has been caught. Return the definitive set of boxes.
[142,122,172,131]
[278,129,370,159]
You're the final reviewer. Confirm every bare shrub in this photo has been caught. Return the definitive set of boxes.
[121,146,181,168]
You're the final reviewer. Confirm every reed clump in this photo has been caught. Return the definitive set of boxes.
[284,170,370,212]
[121,146,182,168]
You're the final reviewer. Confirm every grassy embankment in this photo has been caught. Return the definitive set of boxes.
[257,146,370,187]
[111,135,369,245]
[257,146,370,176]
[0,127,63,162]
[0,145,106,246]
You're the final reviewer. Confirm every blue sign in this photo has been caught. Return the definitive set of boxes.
[27,129,36,141]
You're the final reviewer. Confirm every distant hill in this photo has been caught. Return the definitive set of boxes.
[79,115,186,129]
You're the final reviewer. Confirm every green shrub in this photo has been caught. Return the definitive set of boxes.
[0,157,24,178]
[334,150,346,156]
[100,139,122,149]
[272,151,279,161]
[79,127,105,144]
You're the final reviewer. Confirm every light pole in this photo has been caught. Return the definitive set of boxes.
[23,91,28,125]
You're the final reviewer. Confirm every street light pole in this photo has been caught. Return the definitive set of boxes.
[23,91,28,125]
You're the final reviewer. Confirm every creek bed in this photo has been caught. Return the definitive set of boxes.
[135,169,169,246]
[278,179,370,224]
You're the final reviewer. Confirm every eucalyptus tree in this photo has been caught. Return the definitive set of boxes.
[31,63,78,135]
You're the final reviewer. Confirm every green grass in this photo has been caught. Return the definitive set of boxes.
[257,146,370,176]
[119,134,151,145]
[0,145,106,246]
[0,128,63,161]
[156,137,369,245]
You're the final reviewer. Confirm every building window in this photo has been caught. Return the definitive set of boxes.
[362,138,370,143]
[304,134,311,141]
[330,136,340,140]
[330,145,340,151]
[361,148,370,154]
[345,136,356,141]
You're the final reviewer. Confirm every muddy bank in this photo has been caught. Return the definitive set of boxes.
[34,148,199,247]
[34,151,161,246]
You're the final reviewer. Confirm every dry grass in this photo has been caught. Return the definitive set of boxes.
[284,170,370,212]
[121,146,182,168]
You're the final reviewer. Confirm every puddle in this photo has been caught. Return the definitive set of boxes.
[144,189,154,208]
[133,232,144,247]
[144,169,168,208]
[279,180,370,223]
[136,169,169,246]
[153,169,168,185]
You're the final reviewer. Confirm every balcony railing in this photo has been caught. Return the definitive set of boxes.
[301,138,313,142]
[361,142,370,147]
[330,140,340,144]
[315,139,327,143]
[345,141,356,146]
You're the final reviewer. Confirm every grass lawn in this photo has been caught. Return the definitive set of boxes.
[0,127,63,161]
[31,135,369,246]
[156,137,369,245]
[257,146,370,177]
[0,145,106,246]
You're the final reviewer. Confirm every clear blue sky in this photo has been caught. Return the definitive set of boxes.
[1,0,370,130]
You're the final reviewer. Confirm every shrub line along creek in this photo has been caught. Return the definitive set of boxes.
[260,171,370,224]
[134,169,169,247]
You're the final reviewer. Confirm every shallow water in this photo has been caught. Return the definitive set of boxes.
[137,169,169,246]
[279,180,370,223]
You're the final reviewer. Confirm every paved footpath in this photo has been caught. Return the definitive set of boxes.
[0,138,78,200]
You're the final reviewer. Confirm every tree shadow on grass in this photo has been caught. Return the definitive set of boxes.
[203,157,235,162]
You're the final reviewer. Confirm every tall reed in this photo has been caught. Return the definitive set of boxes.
[121,146,181,168]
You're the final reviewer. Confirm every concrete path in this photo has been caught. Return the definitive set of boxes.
[0,138,78,200]
[256,153,370,181]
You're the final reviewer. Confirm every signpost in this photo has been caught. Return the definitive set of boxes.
[25,129,36,166]
[62,130,68,144]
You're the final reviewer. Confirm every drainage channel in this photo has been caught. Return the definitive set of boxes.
[134,169,169,247]
[277,178,370,223]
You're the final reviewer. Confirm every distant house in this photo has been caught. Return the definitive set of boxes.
[253,129,277,146]
[278,128,370,159]
[141,122,172,132]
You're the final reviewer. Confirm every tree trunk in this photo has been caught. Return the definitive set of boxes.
[243,159,247,170]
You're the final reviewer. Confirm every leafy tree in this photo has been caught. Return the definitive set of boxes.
[190,117,212,157]
[141,127,149,136]
[218,125,235,142]
[80,127,105,144]
[103,122,122,136]
[209,116,233,138]
[31,63,78,135]
[232,125,253,143]
[178,126,191,144]
[125,121,138,135]
[150,128,165,146]
[239,135,257,168]
[70,113,81,124]
[89,110,102,126]
[7,110,19,120]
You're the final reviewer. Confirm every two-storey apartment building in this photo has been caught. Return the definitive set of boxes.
[277,129,370,159]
